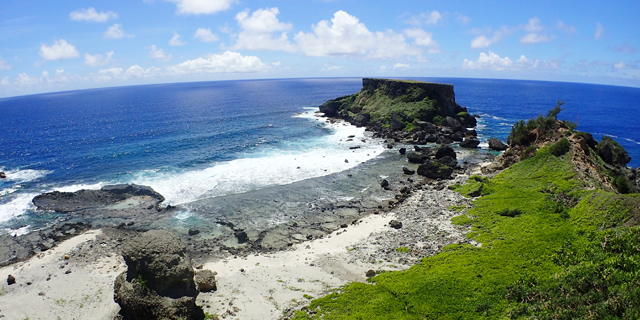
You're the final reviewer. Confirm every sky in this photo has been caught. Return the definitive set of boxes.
[1,0,639,98]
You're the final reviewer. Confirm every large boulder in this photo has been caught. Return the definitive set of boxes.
[435,144,457,160]
[442,117,463,132]
[460,138,480,149]
[390,113,404,131]
[407,151,428,164]
[194,270,217,292]
[114,230,203,320]
[597,136,631,166]
[417,160,454,179]
[487,138,508,151]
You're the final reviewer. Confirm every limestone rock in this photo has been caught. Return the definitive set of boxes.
[194,270,217,292]
[417,160,454,179]
[406,151,428,164]
[402,167,415,175]
[460,138,480,149]
[597,136,631,166]
[114,230,203,320]
[435,144,456,160]
[389,220,403,229]
[7,274,16,285]
[487,138,508,151]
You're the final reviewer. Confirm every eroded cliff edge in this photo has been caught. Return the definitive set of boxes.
[319,78,477,144]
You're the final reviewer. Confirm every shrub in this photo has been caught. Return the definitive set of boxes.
[521,145,537,160]
[395,247,411,253]
[498,208,522,217]
[614,175,631,194]
[508,100,566,147]
[550,137,571,157]
[433,115,444,125]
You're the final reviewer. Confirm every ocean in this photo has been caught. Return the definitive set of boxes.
[1,78,639,236]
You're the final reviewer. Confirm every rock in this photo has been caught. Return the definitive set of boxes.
[344,159,349,163]
[442,117,463,132]
[0,172,6,179]
[194,270,217,292]
[459,138,480,149]
[7,274,16,285]
[424,134,438,143]
[417,160,454,179]
[387,144,394,149]
[188,228,200,236]
[114,230,203,320]
[234,230,249,244]
[380,180,389,188]
[406,152,428,164]
[389,220,403,229]
[435,144,456,160]
[65,269,72,274]
[597,136,631,166]
[413,145,421,151]
[399,148,406,155]
[487,138,508,151]
[402,167,415,175]
[390,113,404,131]
[365,270,376,278]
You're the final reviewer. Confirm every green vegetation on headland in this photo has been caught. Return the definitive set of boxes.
[319,78,476,131]
[293,105,640,319]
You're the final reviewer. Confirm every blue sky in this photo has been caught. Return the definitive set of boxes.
[1,0,638,97]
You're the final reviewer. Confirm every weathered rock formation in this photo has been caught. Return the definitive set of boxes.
[114,230,204,320]
[33,184,165,213]
[488,138,508,151]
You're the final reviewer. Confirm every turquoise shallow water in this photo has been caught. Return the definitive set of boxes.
[1,77,638,234]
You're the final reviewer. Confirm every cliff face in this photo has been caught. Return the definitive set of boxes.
[319,78,476,143]
[361,78,457,116]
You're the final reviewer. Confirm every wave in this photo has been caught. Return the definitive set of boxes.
[128,112,384,205]
[0,192,39,222]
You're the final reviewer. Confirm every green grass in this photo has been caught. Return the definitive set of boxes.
[292,146,640,319]
[396,247,411,253]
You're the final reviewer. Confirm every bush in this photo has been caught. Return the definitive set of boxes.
[433,115,444,125]
[614,175,631,194]
[521,145,537,160]
[508,100,566,147]
[550,138,571,156]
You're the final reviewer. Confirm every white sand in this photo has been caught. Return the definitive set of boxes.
[0,230,126,320]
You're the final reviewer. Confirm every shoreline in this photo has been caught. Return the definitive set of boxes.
[0,168,483,320]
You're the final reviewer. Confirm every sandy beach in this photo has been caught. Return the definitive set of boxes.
[0,173,476,320]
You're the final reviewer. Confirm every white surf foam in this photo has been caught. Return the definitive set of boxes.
[129,111,385,205]
[2,168,52,183]
[0,192,39,222]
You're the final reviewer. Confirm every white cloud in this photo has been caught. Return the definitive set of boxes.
[404,28,441,53]
[94,65,161,81]
[84,51,114,66]
[69,7,117,22]
[194,28,219,42]
[167,0,234,15]
[166,51,268,74]
[16,73,39,86]
[233,7,295,52]
[169,32,186,46]
[470,26,511,48]
[520,33,554,44]
[39,39,80,61]
[463,51,557,71]
[393,63,410,69]
[594,22,605,40]
[456,13,471,25]
[295,10,420,59]
[614,61,626,69]
[0,56,11,70]
[104,24,134,39]
[150,45,172,62]
[405,11,443,26]
[524,17,543,32]
[42,71,49,78]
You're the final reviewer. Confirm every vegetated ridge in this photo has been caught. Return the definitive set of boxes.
[292,102,640,319]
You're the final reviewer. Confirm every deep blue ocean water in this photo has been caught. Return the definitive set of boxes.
[1,78,639,234]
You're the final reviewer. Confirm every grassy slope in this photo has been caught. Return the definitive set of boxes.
[293,146,640,319]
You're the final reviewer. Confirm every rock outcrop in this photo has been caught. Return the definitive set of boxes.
[487,138,508,151]
[597,136,631,166]
[33,184,165,213]
[0,172,6,179]
[113,230,204,320]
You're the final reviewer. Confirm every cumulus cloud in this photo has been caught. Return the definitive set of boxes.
[295,10,420,59]
[405,11,443,26]
[463,51,556,71]
[150,45,172,62]
[519,17,555,44]
[169,32,186,46]
[404,28,441,53]
[39,39,80,61]
[69,7,117,22]
[94,65,161,81]
[0,56,11,70]
[166,51,268,74]
[84,51,114,66]
[393,63,410,69]
[520,33,554,44]
[594,22,605,39]
[166,0,234,15]
[470,26,511,48]
[193,28,219,42]
[614,61,626,69]
[104,24,134,39]
[233,7,295,52]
